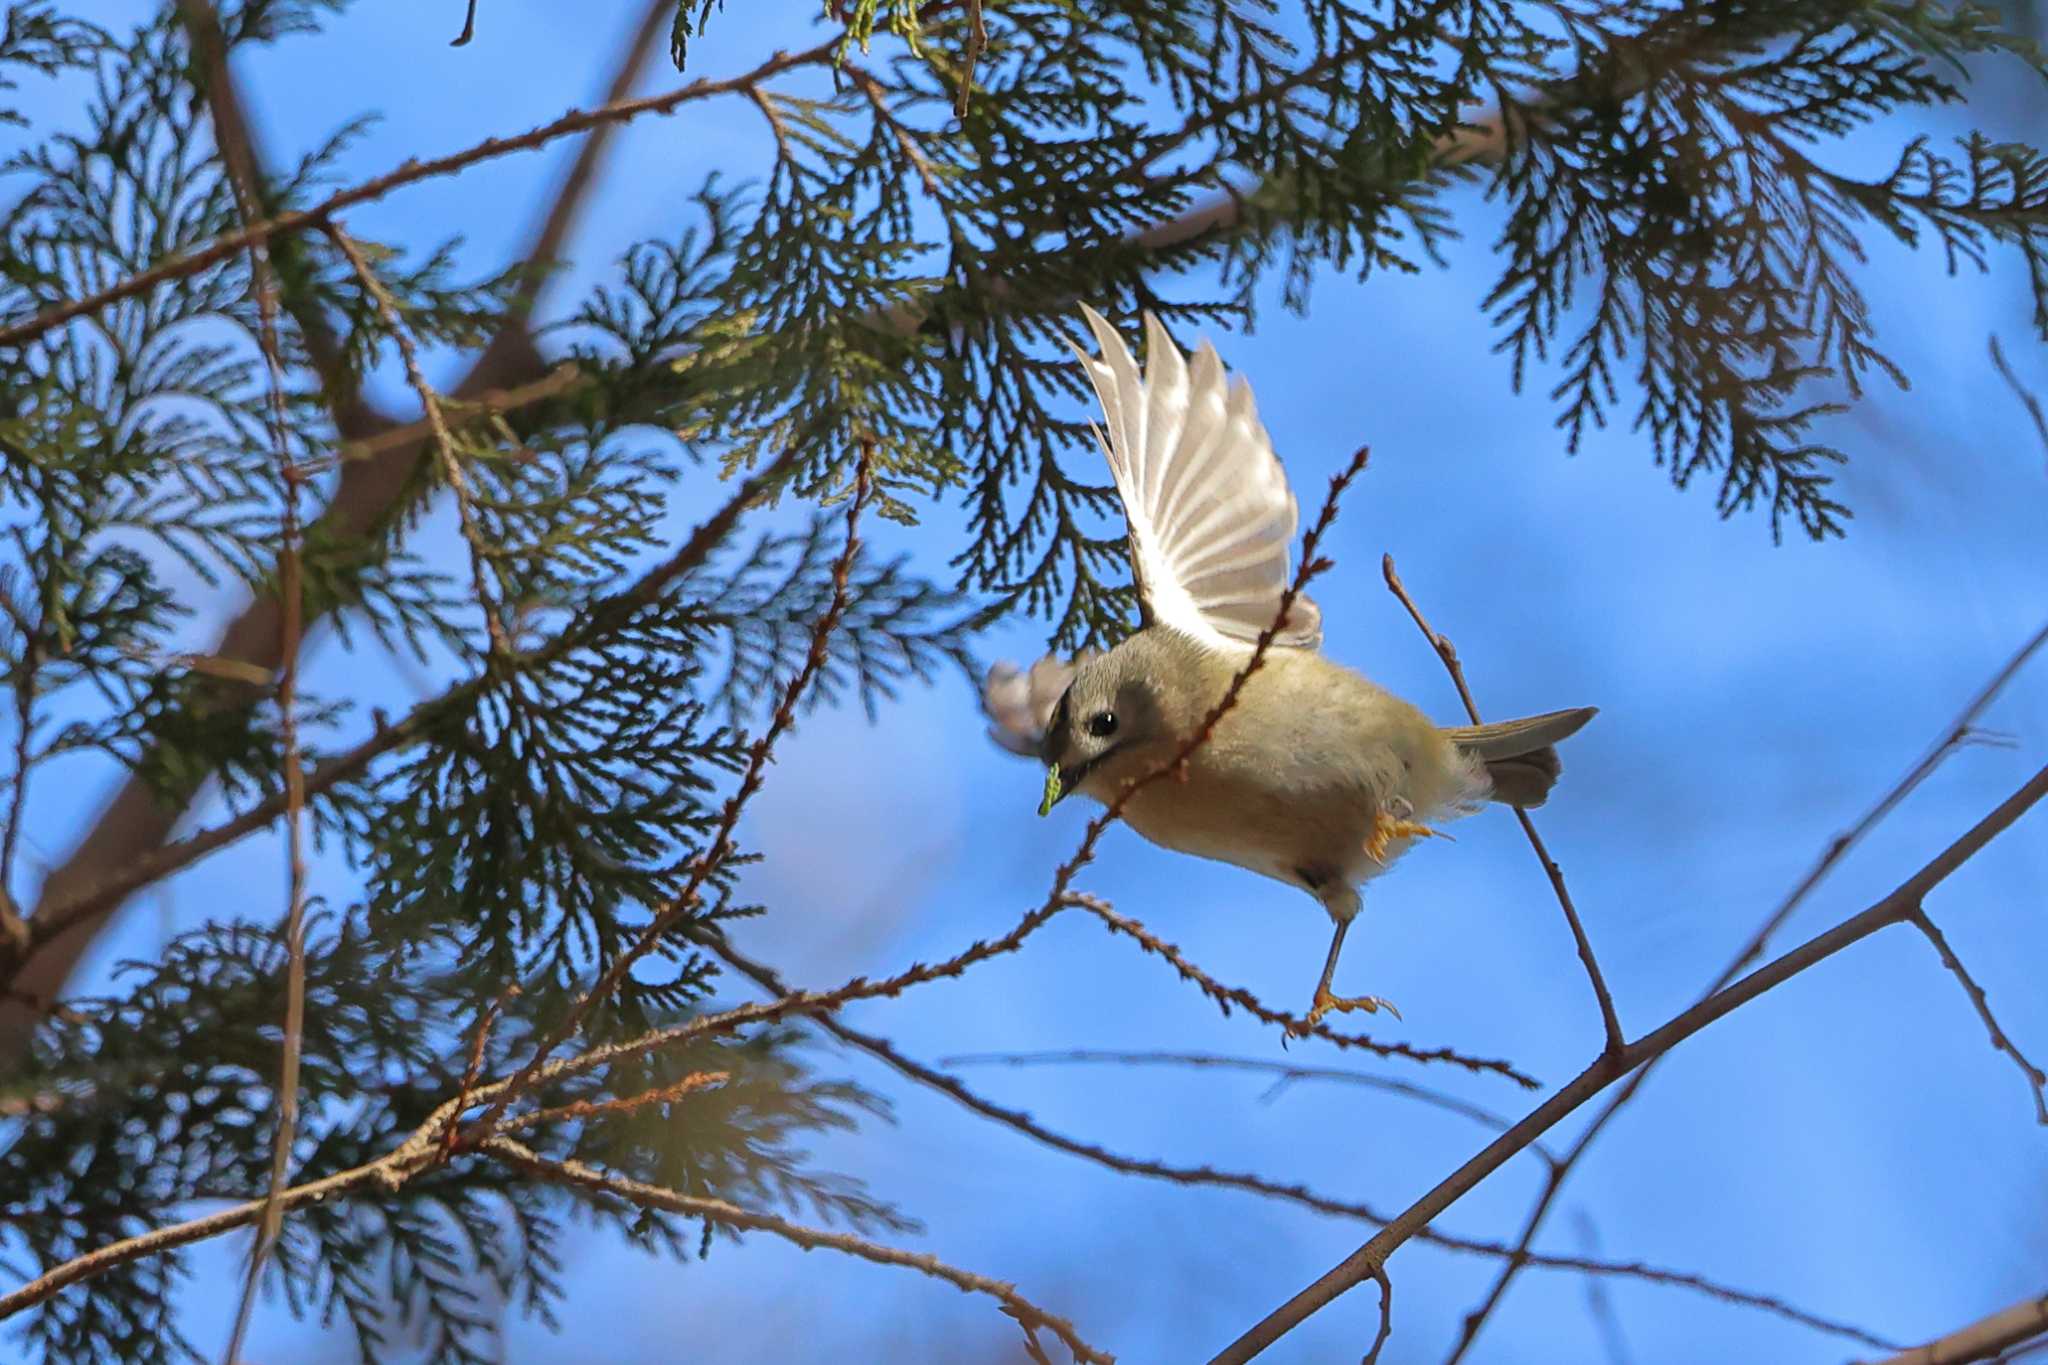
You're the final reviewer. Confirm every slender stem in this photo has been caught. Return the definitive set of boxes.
[1382,554,1625,1055]
[1908,909,2048,1124]
[1439,617,2048,1364]
[483,1137,1114,1364]
[186,4,317,1349]
[1210,762,2048,1364]
[1865,1290,2048,1365]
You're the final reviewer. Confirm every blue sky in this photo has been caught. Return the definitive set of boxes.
[9,3,2048,1362]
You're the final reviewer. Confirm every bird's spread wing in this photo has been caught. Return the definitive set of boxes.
[1071,305,1321,651]
[981,653,1093,756]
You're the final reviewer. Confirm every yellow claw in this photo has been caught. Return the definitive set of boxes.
[1305,983,1402,1028]
[1363,811,1453,866]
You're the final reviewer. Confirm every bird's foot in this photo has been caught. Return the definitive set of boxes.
[1363,809,1453,866]
[1301,983,1403,1031]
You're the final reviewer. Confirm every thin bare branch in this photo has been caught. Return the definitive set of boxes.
[1382,554,1622,1056]
[508,0,678,319]
[203,37,315,1351]
[1363,1267,1393,1365]
[482,1137,1114,1363]
[501,1069,728,1135]
[1439,617,2048,1364]
[701,935,1895,1344]
[1055,892,1536,1085]
[938,1048,1544,1156]
[1864,1291,2048,1365]
[1990,335,2048,474]
[1907,909,2048,1124]
[1212,761,2048,1364]
[0,1111,452,1320]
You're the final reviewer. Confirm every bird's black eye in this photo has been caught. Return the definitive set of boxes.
[1087,711,1118,739]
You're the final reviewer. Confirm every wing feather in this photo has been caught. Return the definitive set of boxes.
[1071,307,1321,650]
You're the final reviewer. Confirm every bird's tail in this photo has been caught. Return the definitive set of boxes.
[1440,707,1597,809]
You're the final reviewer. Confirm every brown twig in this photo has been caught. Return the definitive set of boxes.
[507,0,677,320]
[1907,909,2048,1124]
[1363,1267,1394,1365]
[1438,617,2048,1364]
[939,1048,1546,1156]
[209,36,314,1350]
[481,1136,1114,1363]
[442,985,518,1160]
[698,937,1889,1343]
[1211,761,2048,1364]
[0,1079,483,1320]
[1381,554,1623,1057]
[1864,1290,2048,1365]
[326,222,512,656]
[316,363,582,469]
[501,1069,729,1134]
[1055,892,1537,1085]
[464,442,877,1140]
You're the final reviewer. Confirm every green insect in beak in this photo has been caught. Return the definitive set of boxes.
[1037,764,1063,817]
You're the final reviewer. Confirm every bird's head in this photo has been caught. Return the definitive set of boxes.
[1037,638,1183,812]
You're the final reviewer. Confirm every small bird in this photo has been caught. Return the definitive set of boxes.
[983,307,1596,1026]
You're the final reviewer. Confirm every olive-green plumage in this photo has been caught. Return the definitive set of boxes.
[1038,627,1594,923]
[984,306,1596,1020]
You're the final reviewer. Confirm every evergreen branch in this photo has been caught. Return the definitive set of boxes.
[0,1104,456,1321]
[1438,616,2048,1365]
[480,1137,1114,1364]
[0,39,843,351]
[18,440,814,963]
[464,440,877,1139]
[326,223,513,656]
[446,448,1377,1127]
[1381,555,1623,1056]
[1212,762,2048,1365]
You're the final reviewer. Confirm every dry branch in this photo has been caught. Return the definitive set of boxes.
[1212,761,2048,1364]
[1438,617,2048,1363]
[1866,1291,2048,1365]
[483,1137,1114,1363]
[1382,554,1622,1055]
[1908,910,2048,1124]
[703,943,1894,1345]
[1055,891,1535,1083]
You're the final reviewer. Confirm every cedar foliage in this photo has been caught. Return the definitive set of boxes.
[0,0,2043,1359]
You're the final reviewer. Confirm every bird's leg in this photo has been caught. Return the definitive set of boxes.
[1300,918,1401,1029]
[1363,796,1454,867]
